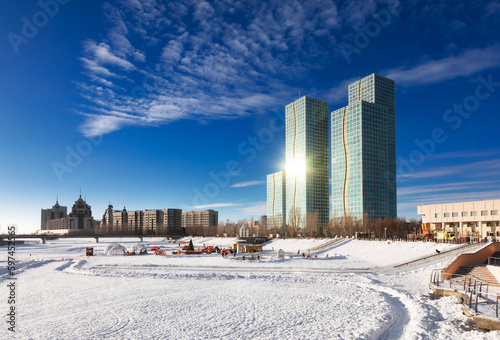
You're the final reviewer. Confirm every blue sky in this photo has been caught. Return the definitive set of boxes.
[1,0,500,234]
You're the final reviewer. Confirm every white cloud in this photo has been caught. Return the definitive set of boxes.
[384,45,500,86]
[191,203,242,209]
[231,181,265,188]
[76,1,500,137]
[237,202,267,216]
[398,180,500,196]
[83,40,137,71]
[398,159,500,179]
[326,77,359,103]
[424,149,500,161]
[401,190,500,207]
[79,114,134,137]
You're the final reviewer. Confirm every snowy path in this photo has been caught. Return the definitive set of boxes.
[366,291,409,340]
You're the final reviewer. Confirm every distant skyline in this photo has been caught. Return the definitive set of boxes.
[1,0,500,233]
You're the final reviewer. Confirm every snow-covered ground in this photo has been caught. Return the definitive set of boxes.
[1,237,498,339]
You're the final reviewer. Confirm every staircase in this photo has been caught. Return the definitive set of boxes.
[484,251,500,264]
[452,265,500,287]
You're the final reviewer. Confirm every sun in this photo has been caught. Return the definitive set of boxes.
[286,160,306,175]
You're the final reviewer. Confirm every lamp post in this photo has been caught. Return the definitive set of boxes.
[385,227,387,240]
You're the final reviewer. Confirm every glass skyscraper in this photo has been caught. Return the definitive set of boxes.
[266,171,286,230]
[285,96,329,227]
[331,74,396,220]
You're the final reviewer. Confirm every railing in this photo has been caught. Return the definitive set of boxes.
[430,269,499,318]
[465,282,500,318]
[309,238,346,254]
[393,243,479,270]
[488,256,500,266]
[442,242,500,279]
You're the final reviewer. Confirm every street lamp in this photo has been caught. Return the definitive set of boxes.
[385,227,387,240]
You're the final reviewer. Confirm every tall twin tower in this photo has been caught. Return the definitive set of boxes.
[267,74,397,229]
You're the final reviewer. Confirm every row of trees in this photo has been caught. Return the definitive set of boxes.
[94,208,421,239]
[93,222,184,236]
[265,206,421,239]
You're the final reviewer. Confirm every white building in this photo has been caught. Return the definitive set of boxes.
[418,199,500,240]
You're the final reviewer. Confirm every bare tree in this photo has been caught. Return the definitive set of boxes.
[259,216,268,237]
[288,205,302,238]
[304,211,319,237]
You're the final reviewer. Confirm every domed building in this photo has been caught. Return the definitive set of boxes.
[40,193,95,232]
[68,194,94,230]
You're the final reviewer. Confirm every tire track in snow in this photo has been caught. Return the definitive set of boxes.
[354,277,418,340]
[88,309,132,338]
[366,291,409,340]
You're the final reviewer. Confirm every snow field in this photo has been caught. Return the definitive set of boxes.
[8,260,391,339]
[1,238,499,339]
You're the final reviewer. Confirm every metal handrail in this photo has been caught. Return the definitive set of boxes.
[488,256,500,266]
[430,269,499,318]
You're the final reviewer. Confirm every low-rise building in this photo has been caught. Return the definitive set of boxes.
[418,199,500,241]
[41,200,67,230]
[143,209,163,235]
[182,209,218,228]
[127,210,144,234]
[162,209,182,234]
[100,207,182,235]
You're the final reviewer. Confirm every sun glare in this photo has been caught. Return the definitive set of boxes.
[286,160,306,175]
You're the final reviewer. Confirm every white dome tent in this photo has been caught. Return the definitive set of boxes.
[105,243,127,255]
[133,243,146,253]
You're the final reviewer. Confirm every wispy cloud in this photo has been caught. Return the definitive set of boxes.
[398,159,500,179]
[76,1,500,136]
[327,45,500,103]
[401,191,500,208]
[82,40,137,71]
[384,45,500,86]
[325,77,359,103]
[75,0,381,136]
[398,180,500,196]
[191,203,242,209]
[237,201,267,216]
[231,181,265,188]
[424,148,500,161]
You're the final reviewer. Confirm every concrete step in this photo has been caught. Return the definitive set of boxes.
[469,267,500,286]
[451,265,500,287]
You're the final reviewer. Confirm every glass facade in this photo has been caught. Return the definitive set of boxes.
[266,171,286,230]
[331,74,396,220]
[285,96,329,227]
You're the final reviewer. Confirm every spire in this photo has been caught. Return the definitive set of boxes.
[79,187,82,198]
[56,194,58,204]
